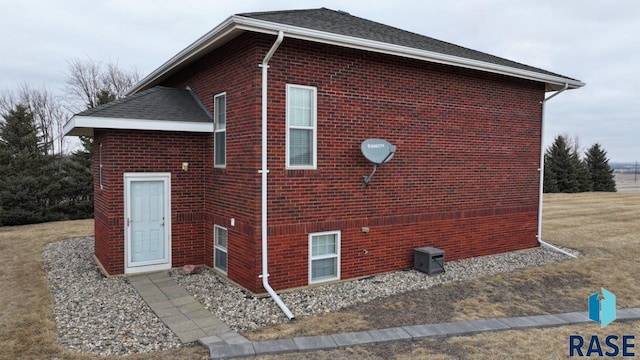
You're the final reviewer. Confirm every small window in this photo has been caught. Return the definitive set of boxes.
[214,225,228,274]
[309,231,340,284]
[286,85,317,169]
[214,93,226,167]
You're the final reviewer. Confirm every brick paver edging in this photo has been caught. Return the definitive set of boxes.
[205,308,640,359]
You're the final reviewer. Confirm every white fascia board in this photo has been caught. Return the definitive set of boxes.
[62,116,78,136]
[63,115,213,137]
[128,15,584,95]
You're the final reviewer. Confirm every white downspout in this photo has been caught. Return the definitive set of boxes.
[259,31,294,319]
[537,83,576,258]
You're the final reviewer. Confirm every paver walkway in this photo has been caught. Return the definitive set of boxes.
[128,273,640,359]
[129,272,248,344]
[205,308,640,359]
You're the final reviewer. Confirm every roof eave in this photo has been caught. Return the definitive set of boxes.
[63,115,214,137]
[128,15,584,95]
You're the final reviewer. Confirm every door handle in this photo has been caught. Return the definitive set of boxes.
[160,217,165,227]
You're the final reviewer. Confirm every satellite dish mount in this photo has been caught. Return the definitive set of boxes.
[361,139,396,186]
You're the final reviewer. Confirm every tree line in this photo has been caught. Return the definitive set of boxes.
[0,59,139,226]
[544,134,616,193]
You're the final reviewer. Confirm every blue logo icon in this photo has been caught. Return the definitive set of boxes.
[588,288,616,328]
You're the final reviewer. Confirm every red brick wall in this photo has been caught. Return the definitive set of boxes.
[93,129,208,274]
[257,35,543,290]
[161,33,263,290]
[98,32,544,293]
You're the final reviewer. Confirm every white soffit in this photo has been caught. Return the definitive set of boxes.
[63,115,214,136]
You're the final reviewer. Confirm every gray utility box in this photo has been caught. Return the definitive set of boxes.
[414,247,445,275]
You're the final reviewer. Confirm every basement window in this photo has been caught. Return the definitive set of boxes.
[309,231,340,284]
[214,225,228,274]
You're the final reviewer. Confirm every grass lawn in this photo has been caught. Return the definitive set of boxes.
[1,192,638,359]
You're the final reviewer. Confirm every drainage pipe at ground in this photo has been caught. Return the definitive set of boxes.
[537,83,577,259]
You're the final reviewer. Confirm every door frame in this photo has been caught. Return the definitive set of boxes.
[124,172,172,274]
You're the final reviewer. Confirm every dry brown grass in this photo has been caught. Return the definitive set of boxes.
[2,192,638,359]
[0,220,94,360]
[0,219,208,360]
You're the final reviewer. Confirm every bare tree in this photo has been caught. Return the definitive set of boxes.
[20,85,68,154]
[65,58,102,111]
[65,58,141,111]
[561,132,584,157]
[104,62,140,99]
[0,84,68,154]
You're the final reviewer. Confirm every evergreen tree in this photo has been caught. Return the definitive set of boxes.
[544,135,582,193]
[573,151,592,192]
[54,154,94,219]
[95,89,116,108]
[0,105,44,157]
[543,159,559,193]
[0,105,49,225]
[55,88,114,220]
[585,143,617,192]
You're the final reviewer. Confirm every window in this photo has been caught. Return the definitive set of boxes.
[286,85,317,169]
[309,231,340,284]
[214,92,226,167]
[214,225,228,274]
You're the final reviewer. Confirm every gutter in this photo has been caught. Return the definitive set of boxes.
[537,82,577,258]
[259,31,295,319]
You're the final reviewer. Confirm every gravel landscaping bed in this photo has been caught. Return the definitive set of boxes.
[43,237,182,356]
[44,236,577,355]
[172,245,578,333]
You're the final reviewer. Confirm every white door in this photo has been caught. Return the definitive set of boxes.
[125,173,171,273]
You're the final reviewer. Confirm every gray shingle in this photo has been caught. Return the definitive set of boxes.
[76,86,211,122]
[239,8,574,80]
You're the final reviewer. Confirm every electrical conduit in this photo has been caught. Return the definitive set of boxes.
[537,83,576,258]
[259,31,294,319]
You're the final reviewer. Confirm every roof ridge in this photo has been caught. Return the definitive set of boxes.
[237,7,324,17]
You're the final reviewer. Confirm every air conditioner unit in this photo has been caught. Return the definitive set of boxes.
[414,246,445,275]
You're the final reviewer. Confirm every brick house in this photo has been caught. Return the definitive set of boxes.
[64,8,583,296]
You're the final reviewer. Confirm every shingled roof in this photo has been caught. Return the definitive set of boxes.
[63,87,212,136]
[77,86,211,121]
[239,8,568,80]
[128,7,583,94]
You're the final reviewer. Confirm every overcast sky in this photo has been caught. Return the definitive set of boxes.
[1,0,638,162]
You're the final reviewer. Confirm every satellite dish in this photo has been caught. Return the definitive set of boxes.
[361,139,396,186]
[361,139,396,165]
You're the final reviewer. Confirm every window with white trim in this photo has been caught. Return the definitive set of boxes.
[309,231,340,284]
[214,92,226,167]
[286,84,317,169]
[214,225,228,274]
